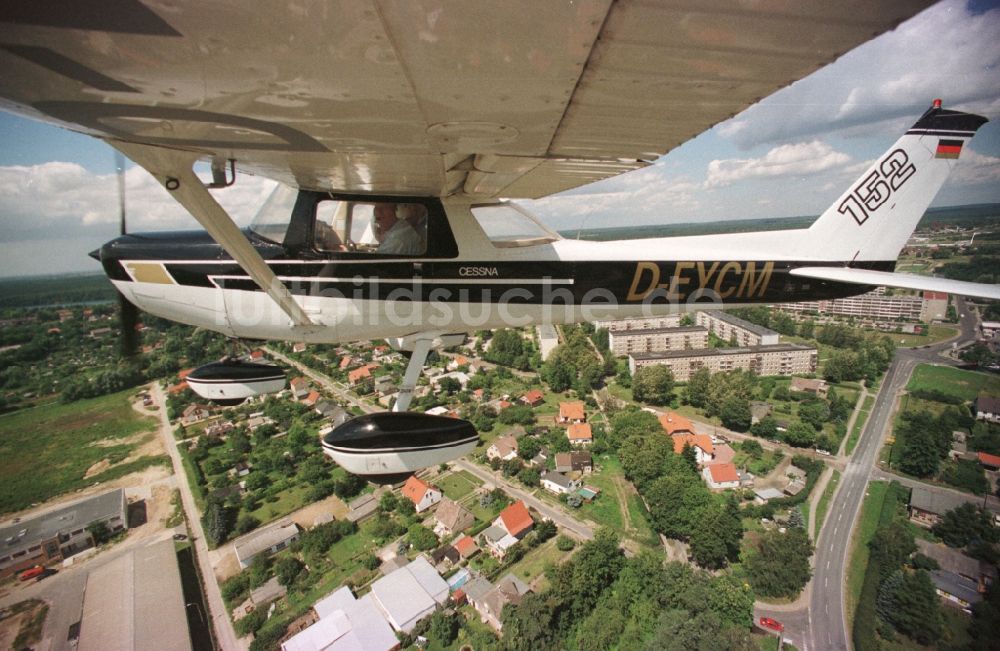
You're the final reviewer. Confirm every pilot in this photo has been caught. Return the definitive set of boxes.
[373,203,423,255]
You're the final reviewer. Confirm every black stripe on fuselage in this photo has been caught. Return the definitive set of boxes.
[119,258,894,305]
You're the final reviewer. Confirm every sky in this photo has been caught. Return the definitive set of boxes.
[1,0,999,278]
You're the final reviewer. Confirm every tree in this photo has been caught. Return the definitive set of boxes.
[517,436,541,461]
[740,438,763,458]
[556,534,576,551]
[876,569,943,644]
[798,399,830,431]
[202,498,236,547]
[744,528,813,599]
[87,521,112,545]
[750,416,778,440]
[718,396,752,432]
[275,556,305,587]
[429,610,460,646]
[783,422,816,448]
[407,524,439,551]
[932,503,1000,548]
[632,365,675,405]
[684,367,712,408]
[645,471,712,539]
[379,491,399,512]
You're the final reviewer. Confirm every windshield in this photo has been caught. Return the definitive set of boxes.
[470,202,561,248]
[248,183,298,243]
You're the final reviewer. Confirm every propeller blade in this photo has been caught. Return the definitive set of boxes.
[115,151,127,236]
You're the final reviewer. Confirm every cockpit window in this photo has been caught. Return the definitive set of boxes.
[248,183,298,244]
[315,200,428,255]
[471,202,560,248]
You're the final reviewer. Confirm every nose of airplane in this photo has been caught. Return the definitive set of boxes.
[89,247,101,261]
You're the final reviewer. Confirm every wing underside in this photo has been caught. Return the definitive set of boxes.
[0,0,936,198]
[790,266,1000,301]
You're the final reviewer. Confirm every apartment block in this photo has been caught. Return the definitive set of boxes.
[608,326,708,356]
[629,344,817,381]
[696,311,779,347]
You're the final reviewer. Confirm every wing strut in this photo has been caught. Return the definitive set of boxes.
[110,141,316,328]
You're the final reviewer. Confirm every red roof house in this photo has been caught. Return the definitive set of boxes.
[401,475,442,513]
[520,390,545,407]
[567,423,593,445]
[978,451,1000,470]
[557,401,586,424]
[659,412,694,436]
[703,463,740,489]
[498,500,533,538]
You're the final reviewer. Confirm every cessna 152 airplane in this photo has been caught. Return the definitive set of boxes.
[2,1,998,473]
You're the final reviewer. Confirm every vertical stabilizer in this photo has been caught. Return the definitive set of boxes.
[806,101,987,263]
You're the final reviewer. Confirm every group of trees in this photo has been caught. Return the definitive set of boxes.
[502,530,756,651]
[483,328,539,371]
[610,410,744,569]
[541,326,613,394]
[894,407,971,478]
[685,368,756,431]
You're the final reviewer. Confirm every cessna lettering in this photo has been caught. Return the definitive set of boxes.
[626,261,775,301]
[459,266,500,277]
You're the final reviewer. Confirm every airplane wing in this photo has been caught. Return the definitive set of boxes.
[789,267,1000,301]
[0,0,937,199]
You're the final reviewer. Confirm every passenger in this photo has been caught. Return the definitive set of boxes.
[373,203,422,255]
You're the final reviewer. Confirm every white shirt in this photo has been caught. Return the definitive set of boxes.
[377,220,423,255]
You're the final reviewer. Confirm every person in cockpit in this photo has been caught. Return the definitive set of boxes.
[373,202,423,255]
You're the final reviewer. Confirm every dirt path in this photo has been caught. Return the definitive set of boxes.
[610,475,632,531]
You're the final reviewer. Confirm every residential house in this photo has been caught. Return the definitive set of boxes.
[292,342,307,353]
[315,401,349,426]
[478,574,531,631]
[204,420,235,437]
[530,446,550,468]
[790,377,829,397]
[671,433,715,465]
[447,355,470,371]
[566,423,593,446]
[181,404,212,425]
[432,371,471,390]
[234,520,300,569]
[975,394,1000,423]
[917,539,998,611]
[711,444,736,466]
[346,493,380,523]
[659,411,695,436]
[463,576,496,625]
[246,415,274,432]
[557,401,586,424]
[348,365,373,386]
[290,376,311,400]
[520,390,545,407]
[483,500,533,558]
[402,475,443,513]
[978,451,1000,470]
[540,471,581,495]
[452,535,479,560]
[703,463,740,490]
[301,390,321,407]
[753,487,786,504]
[908,486,974,528]
[486,436,519,462]
[433,498,475,538]
[554,451,592,474]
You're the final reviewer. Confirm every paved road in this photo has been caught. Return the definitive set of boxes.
[804,296,980,650]
[150,382,245,651]
[264,347,377,415]
[454,459,595,541]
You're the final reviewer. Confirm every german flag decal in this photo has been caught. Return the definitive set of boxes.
[936,139,963,159]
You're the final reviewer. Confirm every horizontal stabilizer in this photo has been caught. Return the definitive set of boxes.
[789,267,1000,301]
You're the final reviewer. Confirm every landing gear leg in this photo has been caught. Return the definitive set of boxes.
[393,338,433,413]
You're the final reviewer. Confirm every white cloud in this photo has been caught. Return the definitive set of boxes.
[719,0,1000,149]
[705,141,852,187]
[0,162,277,243]
[949,149,1000,186]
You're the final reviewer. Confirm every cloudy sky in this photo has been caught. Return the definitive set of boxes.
[1,0,999,278]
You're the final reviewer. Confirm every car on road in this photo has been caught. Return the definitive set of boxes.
[18,565,45,581]
[759,617,784,633]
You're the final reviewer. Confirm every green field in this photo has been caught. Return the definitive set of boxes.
[886,325,958,348]
[0,389,160,514]
[845,395,875,456]
[813,470,841,538]
[906,364,1000,401]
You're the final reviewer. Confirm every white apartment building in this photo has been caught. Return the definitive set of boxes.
[629,344,817,381]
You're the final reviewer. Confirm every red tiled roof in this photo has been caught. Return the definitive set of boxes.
[522,390,544,404]
[659,412,694,435]
[707,463,739,484]
[567,423,593,441]
[499,500,533,537]
[167,381,189,394]
[978,451,1000,468]
[402,475,430,504]
[672,433,714,455]
[923,291,948,300]
[348,366,372,384]
[339,356,352,369]
[177,368,194,379]
[453,535,477,558]
[559,401,586,421]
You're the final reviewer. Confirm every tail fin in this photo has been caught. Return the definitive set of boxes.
[807,100,987,262]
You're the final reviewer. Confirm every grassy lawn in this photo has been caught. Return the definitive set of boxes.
[733,449,783,477]
[845,395,875,457]
[813,470,841,538]
[884,324,958,348]
[504,538,566,586]
[0,388,159,514]
[906,364,1000,401]
[249,484,312,523]
[846,481,889,623]
[577,456,625,531]
[437,470,482,502]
